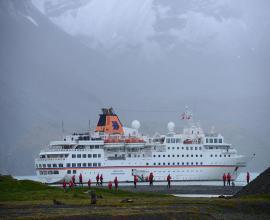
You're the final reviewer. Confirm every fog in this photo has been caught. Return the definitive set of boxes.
[0,0,269,175]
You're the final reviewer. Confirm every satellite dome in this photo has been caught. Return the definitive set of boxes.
[167,122,175,132]
[131,120,141,130]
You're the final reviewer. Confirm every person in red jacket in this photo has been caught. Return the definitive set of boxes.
[222,173,227,187]
[88,179,92,188]
[79,173,83,187]
[69,180,74,189]
[96,174,100,186]
[108,181,113,190]
[227,173,231,186]
[149,172,154,186]
[62,179,67,192]
[72,175,76,186]
[246,172,250,184]
[114,177,118,190]
[133,175,138,188]
[167,174,172,188]
[100,174,103,186]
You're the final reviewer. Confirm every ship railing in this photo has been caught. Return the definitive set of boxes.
[40,148,102,153]
[35,158,66,161]
[107,156,126,160]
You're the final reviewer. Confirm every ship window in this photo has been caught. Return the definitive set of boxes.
[95,145,99,149]
[72,163,76,167]
[98,163,101,167]
[214,138,217,143]
[93,163,97,167]
[224,155,226,157]
[88,163,92,166]
[172,162,175,165]
[168,163,170,165]
[53,164,57,168]
[186,147,189,150]
[206,138,208,143]
[191,155,193,157]
[210,155,213,157]
[196,162,198,165]
[146,163,149,165]
[73,170,76,174]
[199,147,202,150]
[220,155,222,157]
[196,155,198,157]
[40,155,45,158]
[171,138,175,143]
[168,155,170,157]
[176,138,180,143]
[186,162,189,165]
[98,154,101,158]
[83,163,86,167]
[158,155,160,157]
[228,155,231,157]
[128,154,131,157]
[190,147,193,150]
[48,171,53,175]
[177,162,180,165]
[158,163,161,165]
[200,162,203,165]
[182,155,184,157]
[47,164,51,168]
[38,164,42,168]
[215,155,217,157]
[67,170,71,174]
[177,147,179,150]
[77,163,81,167]
[67,163,71,167]
[168,147,170,150]
[88,154,92,158]
[186,155,189,157]
[93,154,97,158]
[172,155,175,157]
[182,162,184,165]
[210,139,213,143]
[200,155,202,157]
[182,147,184,150]
[90,145,95,149]
[42,164,46,168]
[195,147,197,150]
[77,154,81,158]
[163,155,165,157]
[72,154,76,158]
[172,147,175,150]
[83,154,86,158]
[59,164,63,167]
[163,162,166,165]
[166,139,170,143]
[153,155,156,157]
[191,162,193,165]
[219,139,222,143]
[154,163,156,165]
[177,155,179,157]
[209,147,213,149]
[53,171,59,174]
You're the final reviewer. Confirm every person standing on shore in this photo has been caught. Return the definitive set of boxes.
[96,174,100,186]
[100,174,103,186]
[114,177,118,190]
[227,173,231,186]
[79,173,83,187]
[246,172,250,184]
[72,175,76,186]
[133,175,138,188]
[223,173,227,186]
[88,179,92,188]
[108,181,112,190]
[167,174,171,188]
[62,179,67,192]
[69,179,74,189]
[149,172,154,186]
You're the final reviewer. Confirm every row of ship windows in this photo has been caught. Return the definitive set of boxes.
[37,164,64,168]
[39,170,59,175]
[211,154,230,157]
[67,163,101,167]
[153,154,203,158]
[166,138,181,143]
[206,138,222,144]
[146,162,203,166]
[72,154,102,158]
[167,146,202,150]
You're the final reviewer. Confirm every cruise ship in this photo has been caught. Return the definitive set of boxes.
[35,108,251,184]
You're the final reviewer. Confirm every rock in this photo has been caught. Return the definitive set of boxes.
[121,198,133,203]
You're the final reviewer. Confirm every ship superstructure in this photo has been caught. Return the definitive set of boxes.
[35,108,250,183]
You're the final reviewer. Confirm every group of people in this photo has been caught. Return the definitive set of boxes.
[222,172,250,186]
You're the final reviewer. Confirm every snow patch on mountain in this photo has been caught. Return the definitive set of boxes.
[24,15,39,26]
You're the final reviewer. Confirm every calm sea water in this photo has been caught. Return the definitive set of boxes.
[15,172,259,187]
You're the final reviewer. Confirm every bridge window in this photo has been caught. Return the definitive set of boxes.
[47,164,51,168]
[53,164,57,168]
[171,138,176,143]
[72,154,76,158]
[77,163,81,167]
[219,139,222,143]
[77,154,81,158]
[93,163,97,167]
[72,163,76,167]
[98,163,101,167]
[88,154,92,158]
[214,138,218,143]
[210,139,213,143]
[98,154,101,158]
[190,147,193,150]
[67,163,70,167]
[83,163,86,167]
[67,170,71,174]
[59,164,63,167]
[83,154,86,158]
[42,164,46,168]
[176,138,180,143]
[72,170,76,174]
[88,163,92,167]
[93,154,97,158]
[195,147,197,150]
[166,139,170,143]
[206,138,208,143]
